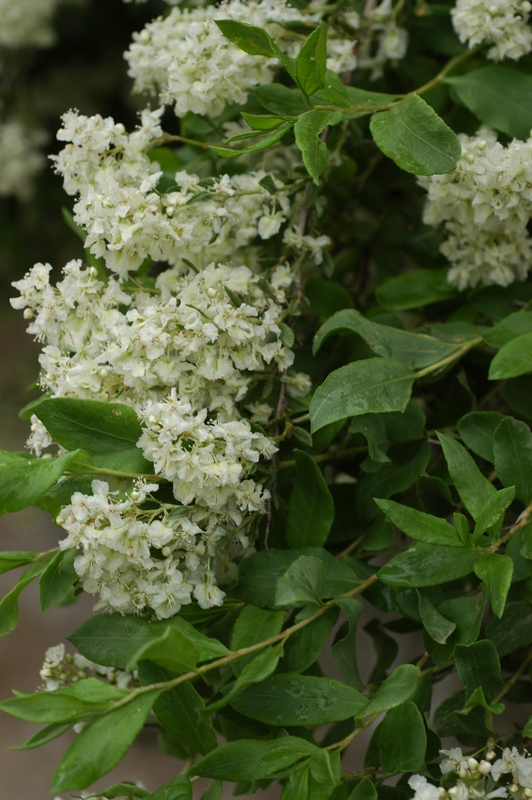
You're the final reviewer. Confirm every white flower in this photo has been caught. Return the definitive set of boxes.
[0,0,64,47]
[419,127,532,289]
[0,120,46,201]
[407,775,440,800]
[452,0,532,61]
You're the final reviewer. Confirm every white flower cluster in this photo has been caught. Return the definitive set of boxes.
[52,109,291,277]
[40,642,134,692]
[0,120,47,201]
[451,0,532,62]
[419,127,532,290]
[409,747,532,799]
[125,0,357,118]
[0,0,64,48]
[341,0,409,80]
[12,254,298,614]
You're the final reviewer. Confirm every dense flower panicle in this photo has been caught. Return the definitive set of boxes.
[52,109,292,276]
[57,478,250,616]
[419,127,532,289]
[0,120,47,201]
[343,0,409,80]
[11,259,296,416]
[125,0,357,119]
[451,0,532,61]
[0,0,65,47]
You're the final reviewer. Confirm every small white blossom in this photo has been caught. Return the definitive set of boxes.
[452,0,532,61]
[0,120,46,201]
[408,775,441,800]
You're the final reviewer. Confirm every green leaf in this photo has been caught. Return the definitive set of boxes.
[313,309,460,369]
[235,548,359,609]
[129,627,199,673]
[281,608,338,675]
[437,433,496,520]
[39,549,77,612]
[92,783,149,799]
[427,596,486,665]
[68,613,228,671]
[483,311,532,348]
[348,779,378,800]
[0,558,53,636]
[418,591,456,644]
[52,690,160,792]
[363,664,420,718]
[215,20,277,57]
[375,498,463,546]
[146,777,192,800]
[34,398,152,473]
[138,662,217,756]
[486,601,532,656]
[294,110,343,185]
[489,332,532,380]
[275,555,325,606]
[524,715,532,739]
[200,783,223,800]
[231,605,285,675]
[0,678,128,723]
[309,358,416,434]
[208,643,284,712]
[0,551,39,575]
[286,450,335,548]
[378,544,479,588]
[254,83,308,116]
[472,486,515,540]
[375,269,456,311]
[493,417,532,503]
[474,554,514,618]
[378,702,427,774]
[457,411,506,462]
[454,640,504,702]
[190,737,321,781]
[369,94,461,175]
[0,448,86,516]
[445,66,532,141]
[295,22,327,96]
[241,112,288,131]
[281,750,341,800]
[331,597,364,690]
[230,674,368,725]
[457,685,504,717]
[210,122,294,158]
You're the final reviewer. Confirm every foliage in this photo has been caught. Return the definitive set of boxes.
[3,1,532,799]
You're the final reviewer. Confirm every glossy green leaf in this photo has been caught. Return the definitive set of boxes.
[363,664,420,718]
[331,597,364,690]
[489,332,532,380]
[235,548,359,609]
[0,448,86,516]
[483,312,532,348]
[34,398,152,473]
[375,269,456,311]
[313,309,459,368]
[418,591,456,644]
[378,702,427,774]
[281,750,341,800]
[254,83,308,116]
[215,20,277,57]
[445,67,532,140]
[286,450,334,548]
[474,554,514,618]
[39,549,77,612]
[295,22,327,96]
[0,551,39,575]
[375,498,462,546]
[209,643,284,712]
[457,411,507,462]
[369,93,461,175]
[138,662,217,756]
[378,544,479,588]
[241,112,288,131]
[129,627,199,673]
[0,557,53,636]
[486,601,532,656]
[190,737,321,781]
[281,608,338,675]
[437,432,495,520]
[146,777,192,800]
[231,605,285,675]
[454,641,504,702]
[0,678,128,723]
[275,555,325,607]
[472,486,515,540]
[493,417,532,503]
[93,783,149,799]
[230,674,368,725]
[310,358,416,434]
[210,122,294,158]
[294,110,343,185]
[52,690,160,792]
[348,778,378,800]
